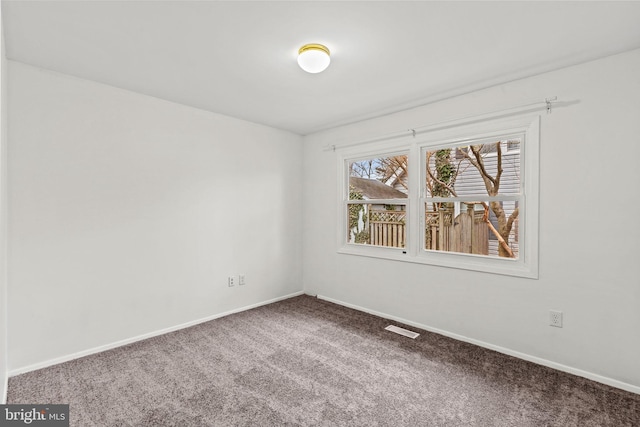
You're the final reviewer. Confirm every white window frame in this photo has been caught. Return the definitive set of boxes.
[337,114,539,279]
[340,145,412,258]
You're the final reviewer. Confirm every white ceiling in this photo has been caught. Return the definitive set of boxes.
[3,1,640,135]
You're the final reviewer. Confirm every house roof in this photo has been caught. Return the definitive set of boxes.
[350,177,407,200]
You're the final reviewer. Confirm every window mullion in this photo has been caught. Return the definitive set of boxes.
[406,143,421,256]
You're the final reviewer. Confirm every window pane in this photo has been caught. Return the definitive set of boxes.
[425,139,520,198]
[349,155,408,200]
[424,201,519,258]
[347,203,406,248]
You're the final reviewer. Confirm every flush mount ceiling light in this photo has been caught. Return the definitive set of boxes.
[297,43,331,73]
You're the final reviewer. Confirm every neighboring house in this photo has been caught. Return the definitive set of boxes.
[349,177,408,201]
[451,142,520,198]
[348,177,408,245]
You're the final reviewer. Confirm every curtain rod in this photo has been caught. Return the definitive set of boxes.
[323,96,558,152]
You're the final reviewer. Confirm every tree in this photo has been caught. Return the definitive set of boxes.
[463,143,518,257]
[425,142,519,258]
[374,155,408,191]
[350,160,377,179]
[348,185,369,244]
[348,185,364,230]
[350,155,409,192]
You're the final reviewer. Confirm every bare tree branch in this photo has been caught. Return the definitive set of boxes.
[470,145,497,188]
[427,166,458,197]
[494,142,503,194]
[425,152,434,196]
[480,202,515,258]
[506,207,519,235]
[461,146,495,195]
[376,155,408,190]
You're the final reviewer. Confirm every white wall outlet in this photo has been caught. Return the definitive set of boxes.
[228,276,236,287]
[239,274,246,286]
[549,310,563,328]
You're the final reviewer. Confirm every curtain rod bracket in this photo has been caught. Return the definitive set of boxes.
[545,96,557,114]
[409,129,416,138]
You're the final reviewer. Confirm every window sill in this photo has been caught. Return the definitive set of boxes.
[338,245,538,279]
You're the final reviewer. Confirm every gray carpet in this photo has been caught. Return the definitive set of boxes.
[7,295,640,426]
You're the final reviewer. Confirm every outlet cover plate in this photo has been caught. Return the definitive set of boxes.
[549,310,563,328]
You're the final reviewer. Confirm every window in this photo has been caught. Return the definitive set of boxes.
[338,115,539,278]
[424,138,521,258]
[347,154,408,248]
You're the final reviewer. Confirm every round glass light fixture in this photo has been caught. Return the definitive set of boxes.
[297,43,331,73]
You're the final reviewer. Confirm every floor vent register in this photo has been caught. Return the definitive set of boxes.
[385,325,420,339]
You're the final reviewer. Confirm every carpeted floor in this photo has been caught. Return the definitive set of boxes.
[7,295,640,426]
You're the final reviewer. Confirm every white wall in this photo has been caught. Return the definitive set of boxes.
[5,41,639,396]
[0,6,8,402]
[7,61,303,371]
[302,49,640,391]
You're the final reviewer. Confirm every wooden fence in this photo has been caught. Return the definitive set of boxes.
[369,209,406,248]
[425,206,488,255]
[363,206,489,254]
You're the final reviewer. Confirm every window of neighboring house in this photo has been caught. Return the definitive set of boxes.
[338,114,539,278]
[346,154,409,248]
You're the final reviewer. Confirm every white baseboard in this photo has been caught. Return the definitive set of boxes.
[317,294,640,396]
[9,291,304,377]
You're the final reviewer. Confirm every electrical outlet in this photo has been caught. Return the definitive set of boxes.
[549,310,563,328]
[239,274,246,286]
[228,276,236,287]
